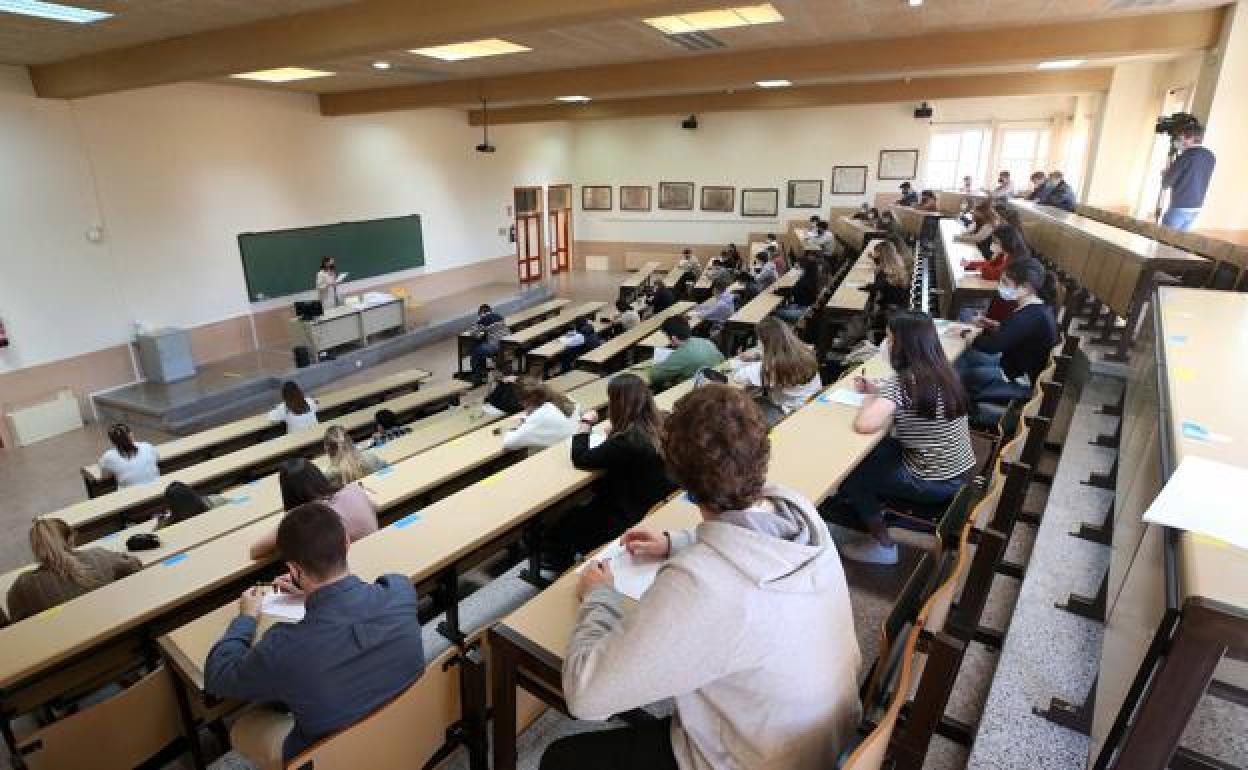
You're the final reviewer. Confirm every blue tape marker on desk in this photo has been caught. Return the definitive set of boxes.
[162,553,188,567]
[392,513,421,529]
[375,466,395,477]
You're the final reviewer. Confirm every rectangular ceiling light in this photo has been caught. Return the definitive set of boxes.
[0,0,112,23]
[1037,59,1085,70]
[645,3,783,35]
[231,67,336,83]
[411,38,531,61]
[556,95,592,103]
[756,79,791,88]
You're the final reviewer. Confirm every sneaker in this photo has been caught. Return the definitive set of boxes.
[838,539,899,565]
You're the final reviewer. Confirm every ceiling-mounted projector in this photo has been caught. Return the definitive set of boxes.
[914,102,933,119]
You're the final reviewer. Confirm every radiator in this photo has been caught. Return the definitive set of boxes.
[6,389,83,447]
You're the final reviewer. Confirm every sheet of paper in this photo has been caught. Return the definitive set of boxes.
[732,360,763,387]
[588,429,606,449]
[261,592,307,623]
[1141,456,1248,550]
[818,389,866,407]
[653,347,674,364]
[577,539,663,600]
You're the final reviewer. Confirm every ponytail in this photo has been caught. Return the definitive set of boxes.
[30,519,99,589]
[108,423,138,459]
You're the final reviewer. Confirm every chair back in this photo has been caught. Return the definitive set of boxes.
[860,554,935,712]
[839,625,922,770]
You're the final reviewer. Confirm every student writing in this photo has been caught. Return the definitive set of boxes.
[249,458,378,559]
[498,380,581,450]
[649,316,725,391]
[7,518,141,621]
[323,425,386,486]
[731,316,822,425]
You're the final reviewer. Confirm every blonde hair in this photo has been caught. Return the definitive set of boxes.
[874,241,909,288]
[30,518,99,589]
[324,425,369,485]
[757,317,819,390]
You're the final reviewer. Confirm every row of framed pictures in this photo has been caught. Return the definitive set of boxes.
[580,149,920,216]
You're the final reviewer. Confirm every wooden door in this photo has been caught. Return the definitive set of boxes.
[514,187,544,283]
[547,184,572,274]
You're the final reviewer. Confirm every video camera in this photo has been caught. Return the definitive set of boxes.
[1155,112,1201,138]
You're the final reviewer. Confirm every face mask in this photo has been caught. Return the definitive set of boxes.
[990,242,1004,256]
[879,338,891,361]
[998,285,1019,301]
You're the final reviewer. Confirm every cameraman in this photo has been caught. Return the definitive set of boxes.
[1161,124,1216,232]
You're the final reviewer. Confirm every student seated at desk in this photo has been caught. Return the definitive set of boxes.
[159,481,231,529]
[988,170,1014,200]
[323,425,386,485]
[896,181,919,207]
[833,312,977,565]
[268,381,318,434]
[366,408,410,448]
[776,256,822,323]
[206,503,425,770]
[866,239,912,311]
[963,224,1024,282]
[917,189,940,212]
[650,316,725,391]
[651,280,677,313]
[541,385,861,770]
[802,221,836,256]
[249,459,378,559]
[7,518,141,622]
[467,303,510,386]
[613,298,641,332]
[677,248,702,279]
[732,317,822,424]
[1025,171,1047,200]
[497,380,581,450]
[696,275,737,323]
[749,250,779,294]
[98,422,160,488]
[958,259,1059,418]
[851,203,872,221]
[1036,170,1077,211]
[546,373,675,570]
[559,320,604,370]
[954,201,1000,258]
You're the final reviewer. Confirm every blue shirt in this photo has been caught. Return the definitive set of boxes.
[1040,181,1076,212]
[205,574,426,760]
[1162,145,1216,209]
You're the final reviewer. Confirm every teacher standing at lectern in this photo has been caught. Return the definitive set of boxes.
[316,256,346,309]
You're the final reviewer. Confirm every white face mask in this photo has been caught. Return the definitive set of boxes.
[878,338,891,360]
[997,284,1019,301]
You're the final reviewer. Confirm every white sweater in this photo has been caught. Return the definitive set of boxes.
[267,398,319,433]
[98,442,161,488]
[502,402,580,450]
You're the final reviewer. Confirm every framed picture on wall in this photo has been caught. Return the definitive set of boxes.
[658,181,695,210]
[831,166,868,195]
[700,186,735,212]
[581,185,612,211]
[877,150,919,180]
[786,179,823,208]
[741,188,779,217]
[620,185,653,211]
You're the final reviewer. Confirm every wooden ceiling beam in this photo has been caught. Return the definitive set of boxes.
[463,69,1115,125]
[28,0,731,99]
[321,7,1224,116]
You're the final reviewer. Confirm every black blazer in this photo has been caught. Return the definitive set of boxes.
[570,426,676,529]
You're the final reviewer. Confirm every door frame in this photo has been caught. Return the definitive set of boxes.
[514,186,545,284]
[547,183,573,275]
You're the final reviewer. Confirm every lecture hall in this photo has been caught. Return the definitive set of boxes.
[0,0,1246,768]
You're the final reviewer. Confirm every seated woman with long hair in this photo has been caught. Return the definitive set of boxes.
[546,373,676,570]
[497,380,581,450]
[732,316,822,425]
[834,311,977,565]
[249,458,378,559]
[7,518,141,621]
[323,425,386,486]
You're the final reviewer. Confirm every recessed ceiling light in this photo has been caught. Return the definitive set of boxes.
[556,95,592,103]
[645,3,783,35]
[231,67,336,83]
[0,0,112,23]
[907,0,923,7]
[411,38,531,61]
[756,79,792,88]
[371,61,392,71]
[1037,59,1085,70]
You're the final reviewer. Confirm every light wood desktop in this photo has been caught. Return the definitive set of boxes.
[618,261,661,303]
[80,367,432,495]
[456,299,571,375]
[577,302,694,374]
[499,301,605,369]
[935,218,1000,319]
[287,297,406,361]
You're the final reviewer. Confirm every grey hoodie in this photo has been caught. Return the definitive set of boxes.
[563,485,862,770]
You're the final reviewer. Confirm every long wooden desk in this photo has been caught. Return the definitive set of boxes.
[1012,200,1208,361]
[51,380,471,542]
[456,299,571,376]
[522,316,616,378]
[662,265,689,290]
[933,218,999,320]
[80,368,433,496]
[721,269,797,354]
[576,302,694,374]
[618,261,661,303]
[488,324,976,770]
[499,302,605,370]
[1087,287,1248,769]
[834,216,884,253]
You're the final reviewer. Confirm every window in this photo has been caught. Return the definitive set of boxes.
[925,128,988,191]
[995,127,1051,188]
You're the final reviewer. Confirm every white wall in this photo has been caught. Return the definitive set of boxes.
[0,67,571,372]
[570,94,1082,245]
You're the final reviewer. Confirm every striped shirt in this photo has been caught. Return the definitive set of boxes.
[879,376,976,481]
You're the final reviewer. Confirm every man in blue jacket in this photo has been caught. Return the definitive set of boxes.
[206,503,425,769]
[1161,126,1217,232]
[1039,171,1077,212]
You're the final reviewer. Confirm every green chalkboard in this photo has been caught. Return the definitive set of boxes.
[239,215,424,302]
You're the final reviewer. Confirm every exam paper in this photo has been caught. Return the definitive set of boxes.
[1141,456,1248,550]
[653,347,674,364]
[261,592,307,623]
[577,539,663,600]
[819,389,866,407]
